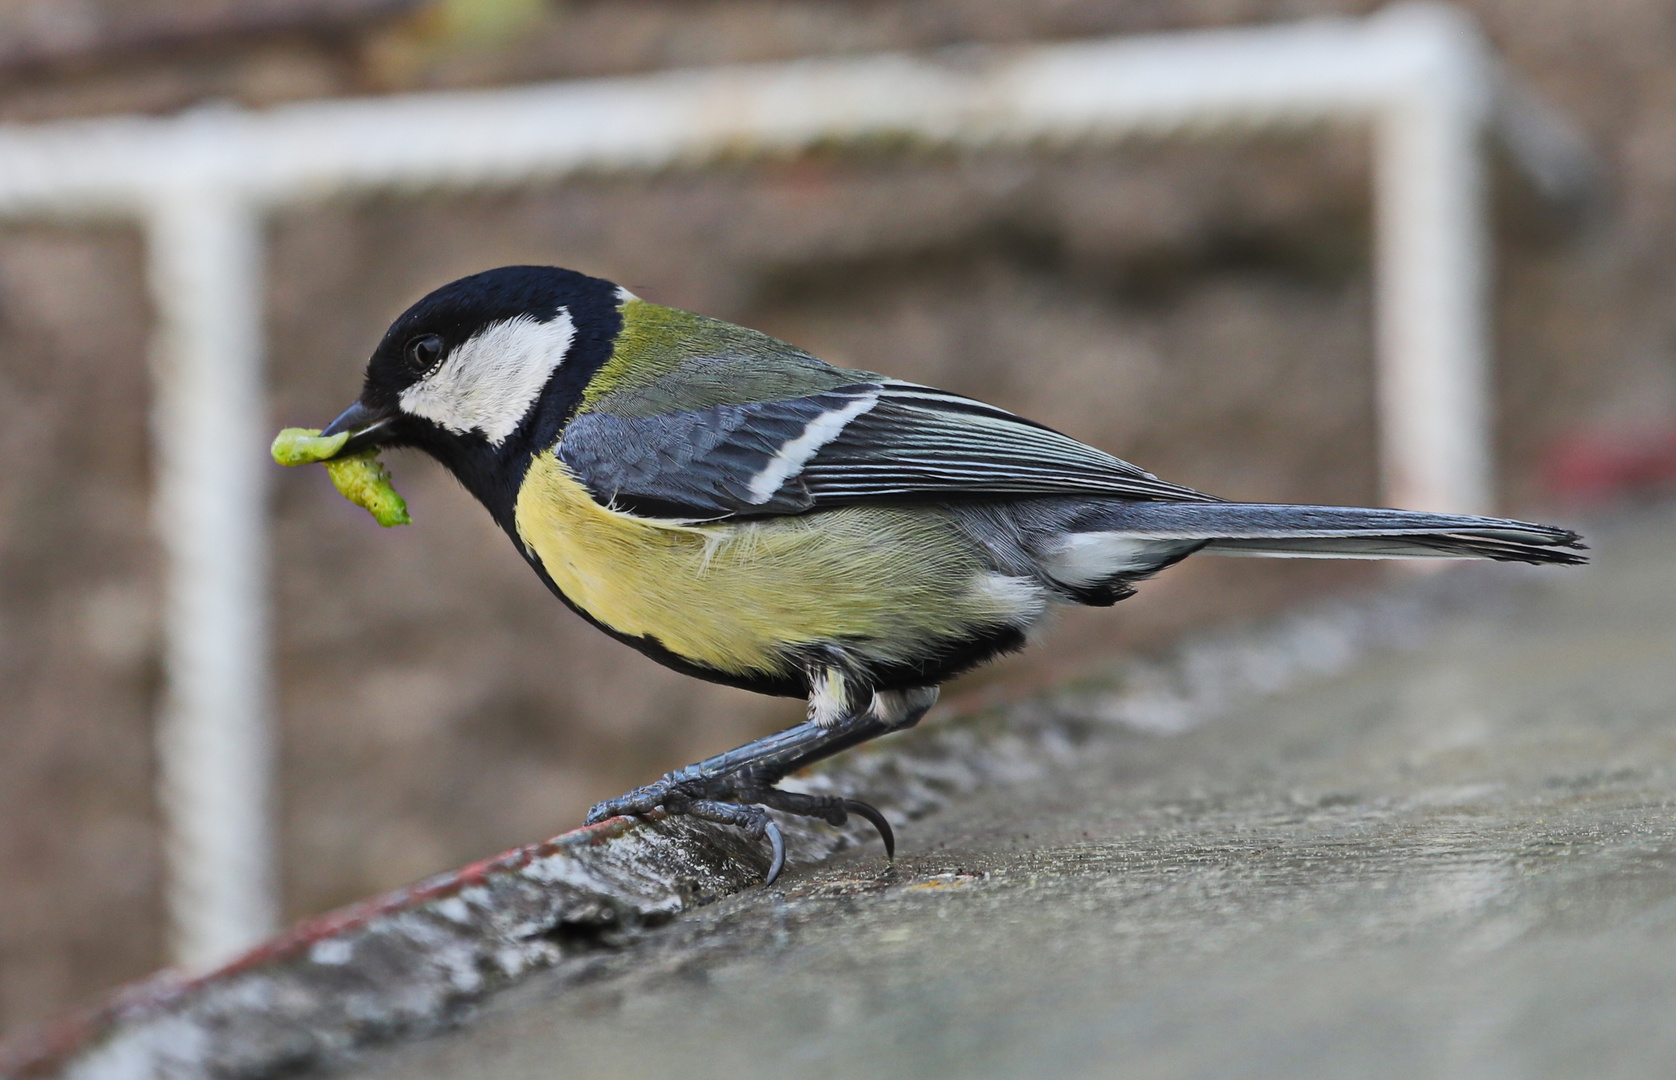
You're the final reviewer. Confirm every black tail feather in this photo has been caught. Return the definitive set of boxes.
[1079,502,1588,567]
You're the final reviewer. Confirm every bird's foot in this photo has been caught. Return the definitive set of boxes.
[585,771,893,886]
[746,784,895,863]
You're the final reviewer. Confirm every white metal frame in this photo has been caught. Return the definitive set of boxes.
[0,2,1589,970]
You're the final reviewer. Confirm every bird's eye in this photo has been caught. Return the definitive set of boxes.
[405,334,443,376]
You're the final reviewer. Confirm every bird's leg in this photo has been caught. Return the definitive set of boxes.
[584,693,934,884]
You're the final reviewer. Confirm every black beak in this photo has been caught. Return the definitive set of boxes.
[320,400,397,458]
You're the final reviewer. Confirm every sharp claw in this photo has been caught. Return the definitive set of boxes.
[763,819,786,885]
[588,776,890,886]
[843,798,895,860]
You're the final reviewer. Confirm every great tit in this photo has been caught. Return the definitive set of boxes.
[316,264,1585,883]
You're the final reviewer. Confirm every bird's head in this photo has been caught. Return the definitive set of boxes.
[319,265,624,521]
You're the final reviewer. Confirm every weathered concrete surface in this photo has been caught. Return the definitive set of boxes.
[8,520,1473,1077]
[14,509,1667,1079]
[340,510,1676,1080]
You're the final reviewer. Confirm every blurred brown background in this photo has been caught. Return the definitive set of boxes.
[2,0,1672,1038]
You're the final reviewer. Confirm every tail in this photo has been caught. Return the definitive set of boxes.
[1069,502,1588,567]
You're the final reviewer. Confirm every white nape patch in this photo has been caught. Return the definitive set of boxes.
[970,572,1048,628]
[807,667,854,728]
[871,686,940,729]
[615,285,639,303]
[398,310,576,446]
[746,392,880,504]
[1041,532,1184,587]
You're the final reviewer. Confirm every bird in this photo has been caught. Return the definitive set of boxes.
[313,264,1586,884]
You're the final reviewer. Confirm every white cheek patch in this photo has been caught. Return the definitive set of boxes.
[399,310,576,446]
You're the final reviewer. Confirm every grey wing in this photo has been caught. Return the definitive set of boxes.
[558,385,874,518]
[558,379,1212,520]
[799,382,1214,505]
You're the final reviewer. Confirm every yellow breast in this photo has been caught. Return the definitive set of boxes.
[512,451,1034,679]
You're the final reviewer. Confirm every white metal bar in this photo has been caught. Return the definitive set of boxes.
[1372,4,1494,515]
[0,8,1545,215]
[0,2,1589,969]
[146,184,276,967]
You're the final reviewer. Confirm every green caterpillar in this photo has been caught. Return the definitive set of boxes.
[271,427,411,527]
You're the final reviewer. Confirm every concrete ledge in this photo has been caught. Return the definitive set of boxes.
[7,815,789,1078]
[3,567,1510,1080]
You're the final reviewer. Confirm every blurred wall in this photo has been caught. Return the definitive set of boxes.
[2,0,1671,1036]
